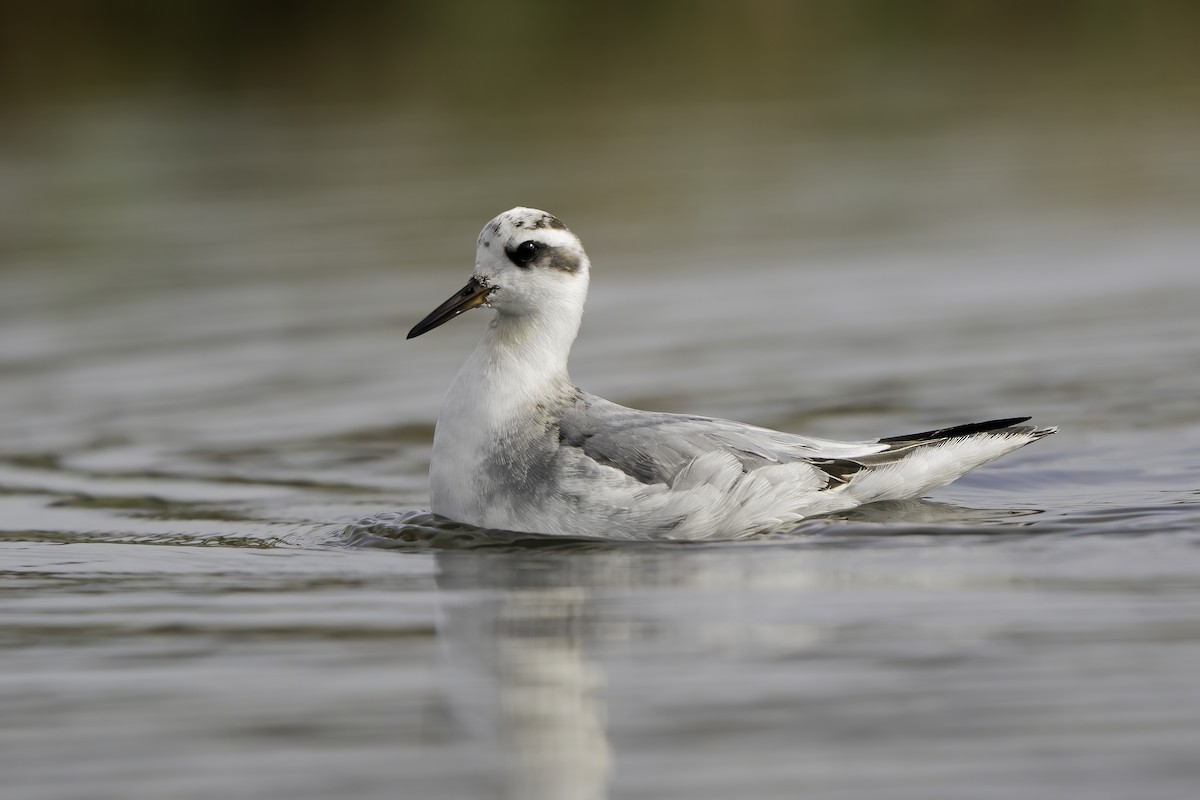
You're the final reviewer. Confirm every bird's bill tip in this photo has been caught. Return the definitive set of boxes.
[407,277,491,339]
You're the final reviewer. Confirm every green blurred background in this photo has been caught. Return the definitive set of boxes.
[3,1,1199,107]
[4,0,1198,285]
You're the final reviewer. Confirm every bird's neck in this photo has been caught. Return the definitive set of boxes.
[487,305,579,379]
[449,307,581,421]
[429,307,581,524]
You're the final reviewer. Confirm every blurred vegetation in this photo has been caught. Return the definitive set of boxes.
[1,0,1198,108]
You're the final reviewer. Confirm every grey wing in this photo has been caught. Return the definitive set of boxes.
[557,391,887,486]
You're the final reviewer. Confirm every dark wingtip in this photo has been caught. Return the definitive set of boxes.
[810,457,864,489]
[878,416,1033,445]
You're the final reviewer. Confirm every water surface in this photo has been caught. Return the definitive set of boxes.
[3,79,1200,799]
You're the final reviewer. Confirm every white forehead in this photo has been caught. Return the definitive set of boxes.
[477,207,580,250]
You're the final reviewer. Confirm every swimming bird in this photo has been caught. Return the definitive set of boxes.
[407,207,1055,540]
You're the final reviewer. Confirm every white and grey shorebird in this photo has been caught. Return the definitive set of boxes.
[408,207,1056,540]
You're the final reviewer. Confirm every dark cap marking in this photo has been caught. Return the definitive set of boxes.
[530,213,567,230]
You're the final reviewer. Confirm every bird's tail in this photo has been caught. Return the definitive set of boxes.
[839,417,1056,505]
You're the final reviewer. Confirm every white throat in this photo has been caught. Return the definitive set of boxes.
[428,302,583,519]
[483,300,581,377]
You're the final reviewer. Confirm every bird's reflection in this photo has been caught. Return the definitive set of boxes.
[370,496,1048,799]
[435,552,628,800]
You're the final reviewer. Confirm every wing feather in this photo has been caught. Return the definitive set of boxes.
[558,391,886,486]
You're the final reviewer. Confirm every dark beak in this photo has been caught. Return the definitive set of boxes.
[407,277,492,339]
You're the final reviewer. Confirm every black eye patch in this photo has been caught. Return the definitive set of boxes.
[507,240,542,268]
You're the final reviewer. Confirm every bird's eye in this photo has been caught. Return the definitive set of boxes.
[511,240,541,266]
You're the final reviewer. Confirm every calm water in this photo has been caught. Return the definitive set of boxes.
[3,93,1200,800]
